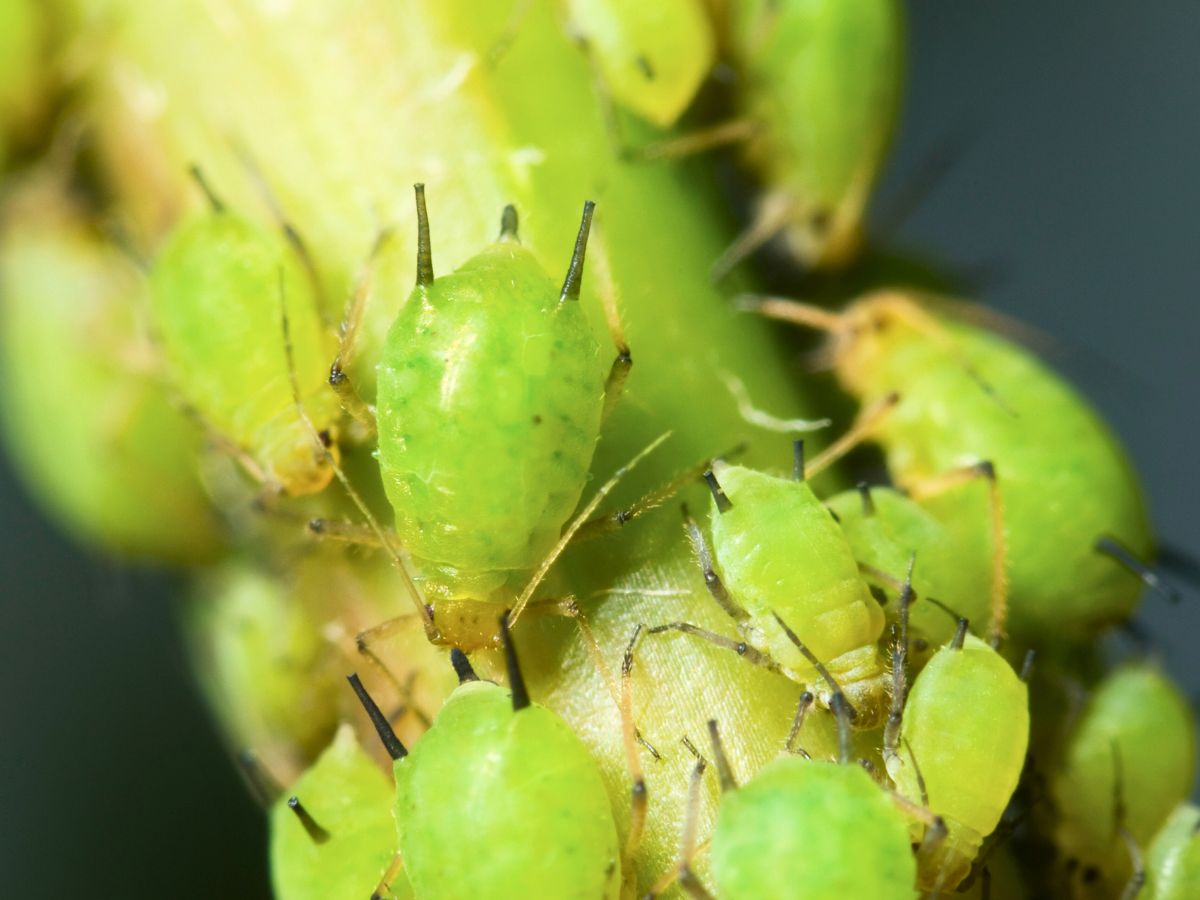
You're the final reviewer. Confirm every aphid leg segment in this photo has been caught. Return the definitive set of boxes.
[570,35,630,160]
[784,691,815,756]
[630,117,759,164]
[286,796,331,844]
[1095,535,1181,605]
[1111,742,1147,900]
[483,0,534,68]
[371,853,406,900]
[711,189,796,282]
[682,506,751,623]
[706,719,737,793]
[235,750,285,810]
[675,732,716,900]
[306,516,385,548]
[587,231,634,426]
[884,558,916,763]
[905,461,1008,643]
[620,624,649,862]
[735,294,845,333]
[328,230,397,438]
[805,390,901,478]
[187,163,225,212]
[646,621,782,674]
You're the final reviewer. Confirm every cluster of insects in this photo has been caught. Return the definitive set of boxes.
[1,0,1196,898]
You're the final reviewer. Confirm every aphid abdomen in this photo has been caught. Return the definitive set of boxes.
[709,465,888,717]
[394,682,620,900]
[711,758,916,899]
[1146,804,1200,900]
[376,242,604,599]
[888,634,1029,890]
[151,213,339,494]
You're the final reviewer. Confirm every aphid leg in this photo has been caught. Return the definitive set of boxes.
[1112,741,1146,900]
[629,118,759,164]
[805,391,901,479]
[177,400,280,494]
[1095,535,1181,605]
[682,505,751,623]
[328,229,398,438]
[371,853,406,900]
[620,624,650,861]
[586,229,634,426]
[286,796,330,844]
[676,733,717,899]
[235,750,284,810]
[784,691,815,756]
[646,622,782,674]
[906,461,1008,643]
[278,271,434,633]
[711,189,796,282]
[883,556,916,763]
[509,431,671,624]
[771,611,859,754]
[483,0,534,68]
[306,516,384,548]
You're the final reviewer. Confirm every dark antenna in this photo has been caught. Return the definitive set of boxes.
[792,439,805,481]
[924,597,970,649]
[500,612,531,712]
[703,470,732,513]
[1096,535,1181,604]
[188,164,225,212]
[498,204,519,242]
[347,673,408,760]
[785,691,815,755]
[1020,649,1036,683]
[236,750,284,809]
[413,183,434,287]
[287,796,331,844]
[450,648,479,684]
[856,481,876,516]
[706,720,738,792]
[559,200,596,302]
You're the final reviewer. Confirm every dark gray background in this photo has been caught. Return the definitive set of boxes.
[1,2,1197,896]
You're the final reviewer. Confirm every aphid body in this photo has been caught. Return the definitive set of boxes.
[887,632,1030,891]
[1146,804,1200,900]
[705,461,890,724]
[151,202,340,495]
[710,756,916,899]
[724,0,905,269]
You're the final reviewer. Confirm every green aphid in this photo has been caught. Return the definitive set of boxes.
[269,724,412,900]
[669,718,918,899]
[826,483,994,652]
[564,0,716,128]
[1051,663,1196,891]
[1145,804,1200,900]
[719,0,905,272]
[150,173,340,496]
[0,0,46,170]
[665,457,891,726]
[749,290,1154,640]
[349,617,623,900]
[0,177,220,563]
[886,618,1030,892]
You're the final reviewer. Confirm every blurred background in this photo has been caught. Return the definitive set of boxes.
[1,1,1197,897]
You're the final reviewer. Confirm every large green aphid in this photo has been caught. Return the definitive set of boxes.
[0,175,220,564]
[715,0,904,273]
[349,617,623,899]
[884,599,1030,892]
[1145,805,1200,900]
[149,172,340,496]
[656,450,893,727]
[1050,663,1196,891]
[659,718,919,899]
[269,724,412,900]
[748,290,1153,639]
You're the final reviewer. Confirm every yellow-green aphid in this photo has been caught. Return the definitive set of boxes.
[719,0,905,272]
[827,483,993,652]
[885,603,1030,892]
[704,720,918,899]
[270,724,412,900]
[351,619,622,900]
[1145,805,1200,900]
[750,290,1153,639]
[1051,663,1196,890]
[671,457,890,726]
[0,0,45,170]
[0,177,220,563]
[373,190,608,641]
[149,171,339,495]
[564,0,716,128]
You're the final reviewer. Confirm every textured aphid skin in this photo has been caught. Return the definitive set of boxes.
[708,463,889,724]
[376,236,604,602]
[728,0,904,266]
[394,681,621,900]
[711,758,916,899]
[150,211,340,495]
[270,724,412,900]
[1051,664,1196,880]
[1146,805,1200,900]
[826,486,992,649]
[0,185,220,562]
[828,292,1153,638]
[566,0,715,127]
[888,634,1030,891]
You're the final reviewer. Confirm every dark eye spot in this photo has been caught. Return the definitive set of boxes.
[317,429,333,447]
[868,585,889,607]
[532,415,543,425]
[1082,866,1101,884]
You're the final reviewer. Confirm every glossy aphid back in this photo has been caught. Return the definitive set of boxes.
[150,207,339,495]
[566,0,715,128]
[1051,664,1196,876]
[826,485,992,650]
[375,201,605,601]
[827,291,1153,638]
[270,725,412,900]
[1146,805,1200,900]
[728,0,904,267]
[710,757,916,899]
[888,633,1029,891]
[707,462,889,722]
